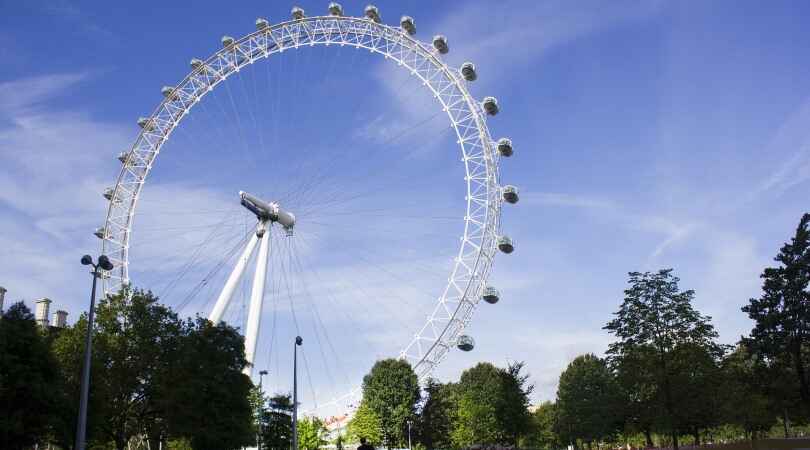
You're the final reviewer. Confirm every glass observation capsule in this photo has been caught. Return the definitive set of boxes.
[498,235,514,254]
[483,96,499,116]
[161,86,176,99]
[137,117,153,130]
[117,152,129,164]
[457,335,475,352]
[460,62,477,81]
[400,16,416,35]
[482,286,500,304]
[433,35,449,54]
[502,185,519,204]
[364,5,381,23]
[102,187,114,200]
[221,36,235,48]
[291,6,305,20]
[328,2,343,16]
[497,137,513,157]
[190,58,204,70]
[93,227,106,239]
[256,18,269,30]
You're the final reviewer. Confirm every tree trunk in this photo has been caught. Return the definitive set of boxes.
[793,342,810,405]
[671,432,679,450]
[783,408,791,438]
[644,429,654,448]
[693,429,700,446]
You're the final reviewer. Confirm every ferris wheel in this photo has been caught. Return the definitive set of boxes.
[97,3,519,413]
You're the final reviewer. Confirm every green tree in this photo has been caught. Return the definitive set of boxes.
[416,379,457,450]
[50,288,254,450]
[743,213,810,411]
[451,361,532,447]
[161,316,254,450]
[452,362,503,447]
[604,269,722,450]
[51,288,187,450]
[612,345,657,447]
[262,394,293,450]
[525,402,560,450]
[347,401,382,446]
[0,302,58,450]
[361,358,419,447]
[668,342,724,445]
[719,345,776,439]
[555,354,622,448]
[298,417,327,450]
[500,362,534,446]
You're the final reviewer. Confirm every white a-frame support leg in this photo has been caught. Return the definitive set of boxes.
[208,223,261,324]
[243,221,270,376]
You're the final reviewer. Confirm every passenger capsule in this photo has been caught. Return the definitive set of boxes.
[222,36,235,48]
[161,86,176,99]
[291,6,305,20]
[497,137,513,157]
[483,96,499,116]
[117,152,129,164]
[457,335,475,352]
[365,5,381,23]
[328,2,343,16]
[482,286,500,304]
[102,187,114,201]
[256,18,269,30]
[137,117,154,131]
[432,35,449,54]
[400,16,416,35]
[497,235,514,254]
[502,185,519,204]
[460,62,476,81]
[93,227,106,239]
[190,58,204,70]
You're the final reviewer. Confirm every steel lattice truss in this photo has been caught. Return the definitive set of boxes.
[101,14,504,390]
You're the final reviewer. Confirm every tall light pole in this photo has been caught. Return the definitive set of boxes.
[258,370,268,450]
[407,420,412,450]
[292,336,303,450]
[75,254,113,450]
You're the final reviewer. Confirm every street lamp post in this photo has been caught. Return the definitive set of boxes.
[292,336,303,450]
[258,370,268,450]
[407,420,412,450]
[75,254,113,450]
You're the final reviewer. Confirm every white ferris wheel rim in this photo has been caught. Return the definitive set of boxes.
[100,13,504,401]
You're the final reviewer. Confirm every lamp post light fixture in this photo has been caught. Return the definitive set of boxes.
[292,336,303,450]
[75,254,113,450]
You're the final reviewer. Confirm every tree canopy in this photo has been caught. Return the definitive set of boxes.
[555,354,622,447]
[297,416,327,450]
[360,358,419,447]
[48,288,254,450]
[604,269,722,450]
[0,302,58,450]
[743,213,810,411]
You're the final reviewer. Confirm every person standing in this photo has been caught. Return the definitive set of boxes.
[358,437,375,450]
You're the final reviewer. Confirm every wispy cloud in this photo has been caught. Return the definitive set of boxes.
[0,72,88,115]
[752,98,810,199]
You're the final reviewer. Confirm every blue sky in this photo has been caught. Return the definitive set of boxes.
[2,0,810,411]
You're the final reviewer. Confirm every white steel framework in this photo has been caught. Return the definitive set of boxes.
[100,12,508,387]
